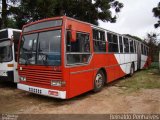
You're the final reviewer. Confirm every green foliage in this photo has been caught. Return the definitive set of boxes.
[6,18,18,28]
[9,0,58,28]
[2,0,123,29]
[0,0,20,28]
[149,62,159,69]
[54,0,123,25]
[152,2,160,28]
[145,33,160,62]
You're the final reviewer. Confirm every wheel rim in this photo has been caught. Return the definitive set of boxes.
[95,73,103,88]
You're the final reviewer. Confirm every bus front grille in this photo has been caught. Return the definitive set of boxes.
[19,68,62,85]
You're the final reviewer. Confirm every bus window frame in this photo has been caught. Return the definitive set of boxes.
[65,30,92,66]
[93,29,106,53]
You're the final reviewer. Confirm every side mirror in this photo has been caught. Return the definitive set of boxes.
[68,25,76,42]
[70,30,76,42]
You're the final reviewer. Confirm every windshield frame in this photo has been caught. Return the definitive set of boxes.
[0,39,13,63]
[19,28,62,66]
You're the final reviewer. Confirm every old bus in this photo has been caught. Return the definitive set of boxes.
[0,28,21,83]
[17,16,150,99]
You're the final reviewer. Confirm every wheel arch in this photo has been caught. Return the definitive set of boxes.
[131,61,135,71]
[99,67,107,84]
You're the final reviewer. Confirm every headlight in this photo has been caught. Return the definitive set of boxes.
[19,76,26,81]
[51,80,65,87]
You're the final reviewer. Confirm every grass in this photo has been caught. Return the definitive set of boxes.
[149,62,159,69]
[116,66,160,93]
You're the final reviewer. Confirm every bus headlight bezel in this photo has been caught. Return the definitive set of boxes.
[19,76,26,81]
[51,80,66,87]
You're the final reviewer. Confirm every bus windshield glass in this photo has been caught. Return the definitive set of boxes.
[0,41,12,62]
[23,20,62,32]
[19,30,61,66]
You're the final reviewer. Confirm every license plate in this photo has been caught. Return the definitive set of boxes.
[0,71,7,76]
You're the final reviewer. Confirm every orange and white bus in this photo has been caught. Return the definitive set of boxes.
[17,16,151,99]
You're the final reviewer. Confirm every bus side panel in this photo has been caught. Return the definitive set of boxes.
[141,55,148,69]
[92,54,108,81]
[115,54,137,74]
[69,66,94,98]
[66,18,94,98]
[93,54,126,83]
[62,67,70,99]
[143,56,151,68]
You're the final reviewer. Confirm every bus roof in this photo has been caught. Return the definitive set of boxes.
[0,28,21,41]
[22,16,148,46]
[0,28,21,32]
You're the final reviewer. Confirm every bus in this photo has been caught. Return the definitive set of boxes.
[17,16,151,99]
[0,28,21,83]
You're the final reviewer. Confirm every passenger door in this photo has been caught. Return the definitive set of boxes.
[137,42,141,70]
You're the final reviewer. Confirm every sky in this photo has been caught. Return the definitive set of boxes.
[99,0,160,39]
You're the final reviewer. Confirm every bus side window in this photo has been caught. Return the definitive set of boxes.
[119,36,123,53]
[107,33,118,53]
[130,39,134,53]
[66,31,71,52]
[134,41,137,53]
[13,31,21,62]
[14,44,18,62]
[93,29,106,52]
[124,37,129,53]
[141,44,144,55]
[66,31,91,65]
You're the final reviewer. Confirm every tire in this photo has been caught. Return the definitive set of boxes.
[129,63,134,76]
[93,70,105,92]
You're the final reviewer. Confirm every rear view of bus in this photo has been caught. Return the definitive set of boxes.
[0,28,21,83]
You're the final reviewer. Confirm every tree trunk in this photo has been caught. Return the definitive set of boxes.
[2,0,7,28]
[159,51,160,70]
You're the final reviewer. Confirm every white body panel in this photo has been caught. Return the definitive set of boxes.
[0,61,13,76]
[115,53,147,74]
[141,55,148,69]
[115,54,137,74]
[0,28,21,83]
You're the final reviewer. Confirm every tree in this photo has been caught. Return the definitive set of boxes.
[9,0,123,29]
[0,0,20,29]
[1,0,7,28]
[145,33,160,62]
[152,2,160,28]
[9,0,58,28]
[54,0,123,25]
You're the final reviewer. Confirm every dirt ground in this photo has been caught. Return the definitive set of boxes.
[0,70,160,114]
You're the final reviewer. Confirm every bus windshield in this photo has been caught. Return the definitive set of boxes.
[19,30,61,66]
[0,41,12,62]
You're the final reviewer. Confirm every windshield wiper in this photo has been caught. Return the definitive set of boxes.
[39,52,48,66]
[24,54,30,65]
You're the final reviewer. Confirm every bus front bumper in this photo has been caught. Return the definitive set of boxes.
[17,83,66,99]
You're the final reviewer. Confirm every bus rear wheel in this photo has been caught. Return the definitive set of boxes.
[130,63,134,76]
[93,70,105,92]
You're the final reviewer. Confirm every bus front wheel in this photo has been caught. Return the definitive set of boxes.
[93,70,105,92]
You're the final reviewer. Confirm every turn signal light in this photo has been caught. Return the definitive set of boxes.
[7,64,14,67]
